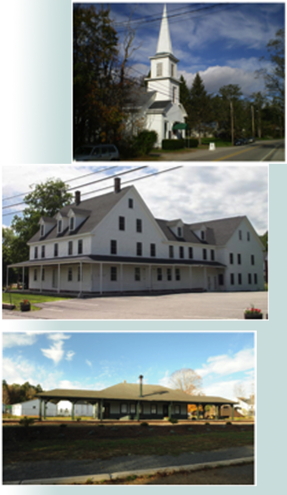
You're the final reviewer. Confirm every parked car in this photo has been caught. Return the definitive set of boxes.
[234,138,248,146]
[247,137,255,143]
[74,144,120,161]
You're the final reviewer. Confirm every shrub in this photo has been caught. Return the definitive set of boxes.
[76,417,81,422]
[162,139,185,150]
[19,416,35,427]
[168,417,178,424]
[140,421,149,427]
[133,130,158,155]
[184,138,199,148]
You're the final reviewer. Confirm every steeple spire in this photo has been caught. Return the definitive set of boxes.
[156,4,173,55]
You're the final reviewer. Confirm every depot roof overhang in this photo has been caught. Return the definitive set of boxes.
[8,255,226,269]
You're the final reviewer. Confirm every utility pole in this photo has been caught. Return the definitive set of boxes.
[251,105,255,137]
[230,100,234,145]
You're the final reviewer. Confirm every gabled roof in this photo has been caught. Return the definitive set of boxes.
[28,186,133,243]
[37,382,236,405]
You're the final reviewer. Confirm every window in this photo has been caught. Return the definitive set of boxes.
[179,246,184,258]
[151,404,157,415]
[69,217,74,231]
[177,227,182,237]
[169,245,174,258]
[211,249,215,261]
[230,273,234,285]
[68,241,73,255]
[254,273,258,284]
[150,243,156,257]
[54,243,58,257]
[189,247,193,259]
[157,268,162,281]
[239,230,242,240]
[40,225,44,236]
[167,268,172,281]
[203,248,207,260]
[78,239,83,254]
[175,268,180,281]
[111,266,117,281]
[130,403,136,414]
[41,245,45,258]
[34,269,37,281]
[119,216,125,231]
[251,254,255,265]
[174,405,180,415]
[136,219,142,233]
[238,273,242,285]
[218,274,224,286]
[41,268,45,281]
[135,267,141,281]
[77,266,81,282]
[156,62,162,77]
[128,198,133,208]
[68,267,73,281]
[247,231,250,241]
[57,220,62,233]
[229,253,234,264]
[34,246,38,259]
[237,253,241,265]
[136,242,142,256]
[201,231,205,240]
[121,403,128,414]
[248,273,252,284]
[111,240,117,255]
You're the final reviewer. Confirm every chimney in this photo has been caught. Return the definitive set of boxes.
[75,190,81,205]
[114,177,121,193]
[139,375,143,397]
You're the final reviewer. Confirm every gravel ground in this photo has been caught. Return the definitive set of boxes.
[3,445,254,483]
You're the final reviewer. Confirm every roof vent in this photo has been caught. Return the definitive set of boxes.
[75,190,81,206]
[114,177,121,193]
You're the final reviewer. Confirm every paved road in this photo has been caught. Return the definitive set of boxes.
[159,139,284,162]
[3,446,254,483]
[3,291,268,320]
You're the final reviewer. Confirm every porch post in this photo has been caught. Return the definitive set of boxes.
[57,264,61,294]
[71,401,75,420]
[39,399,42,420]
[79,261,83,294]
[120,264,123,292]
[43,401,47,419]
[22,267,25,291]
[99,263,103,294]
[99,399,103,420]
[168,402,173,418]
[231,404,234,421]
[40,265,43,293]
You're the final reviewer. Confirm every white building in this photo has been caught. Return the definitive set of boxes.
[8,178,265,294]
[11,399,57,417]
[126,4,187,146]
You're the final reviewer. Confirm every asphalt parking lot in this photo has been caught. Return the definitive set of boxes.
[3,291,268,320]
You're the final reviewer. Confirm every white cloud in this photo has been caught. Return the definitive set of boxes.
[2,333,38,348]
[41,333,73,365]
[202,376,255,402]
[196,348,255,379]
[86,359,92,367]
[66,351,75,361]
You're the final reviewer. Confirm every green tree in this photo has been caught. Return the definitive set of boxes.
[219,84,243,144]
[4,179,72,285]
[188,74,212,143]
[179,75,191,112]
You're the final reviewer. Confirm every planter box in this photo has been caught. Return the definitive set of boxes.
[244,313,263,319]
[20,303,31,312]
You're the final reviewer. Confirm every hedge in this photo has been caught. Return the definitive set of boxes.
[162,139,185,150]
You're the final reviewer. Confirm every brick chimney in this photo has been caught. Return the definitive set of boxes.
[139,375,143,397]
[114,177,121,193]
[75,191,81,205]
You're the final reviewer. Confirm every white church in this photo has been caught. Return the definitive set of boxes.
[126,4,187,146]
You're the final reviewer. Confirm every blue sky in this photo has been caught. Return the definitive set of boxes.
[2,164,268,234]
[2,331,255,400]
[96,2,285,97]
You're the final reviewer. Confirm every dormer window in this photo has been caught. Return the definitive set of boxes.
[40,225,44,237]
[57,220,62,233]
[201,231,205,240]
[177,227,182,237]
[69,217,74,231]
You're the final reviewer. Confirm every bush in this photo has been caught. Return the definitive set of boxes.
[184,138,199,148]
[133,130,158,155]
[162,139,185,150]
[168,417,178,424]
[76,417,81,422]
[19,416,35,427]
[140,421,149,427]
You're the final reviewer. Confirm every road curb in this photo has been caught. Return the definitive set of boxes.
[4,456,254,485]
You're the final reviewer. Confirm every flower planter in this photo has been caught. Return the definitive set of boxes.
[244,313,263,319]
[20,303,31,312]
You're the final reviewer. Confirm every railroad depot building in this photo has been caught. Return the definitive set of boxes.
[36,379,237,421]
[7,178,265,294]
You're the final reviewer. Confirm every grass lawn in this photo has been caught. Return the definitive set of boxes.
[2,292,71,311]
[3,426,254,464]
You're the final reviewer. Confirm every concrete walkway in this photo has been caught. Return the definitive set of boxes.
[4,446,254,484]
[2,291,268,320]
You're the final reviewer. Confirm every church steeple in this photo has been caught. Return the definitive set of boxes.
[146,4,180,104]
[156,4,173,55]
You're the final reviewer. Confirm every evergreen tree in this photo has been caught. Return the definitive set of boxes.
[188,73,211,143]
